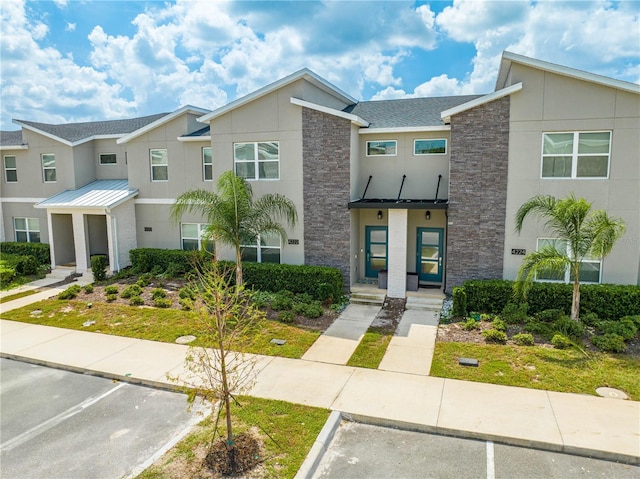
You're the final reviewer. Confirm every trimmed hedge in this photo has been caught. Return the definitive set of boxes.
[0,242,50,265]
[130,248,209,274]
[463,279,640,320]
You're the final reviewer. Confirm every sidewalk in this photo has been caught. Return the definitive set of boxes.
[1,317,638,465]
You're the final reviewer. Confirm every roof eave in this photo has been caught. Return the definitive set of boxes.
[359,125,450,134]
[290,97,369,127]
[441,83,522,123]
[13,120,73,146]
[177,135,212,142]
[117,105,211,144]
[0,144,29,150]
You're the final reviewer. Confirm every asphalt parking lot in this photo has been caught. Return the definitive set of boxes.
[312,421,640,479]
[0,358,208,479]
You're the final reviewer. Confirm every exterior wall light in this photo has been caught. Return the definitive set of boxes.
[377,210,383,220]
[425,210,431,220]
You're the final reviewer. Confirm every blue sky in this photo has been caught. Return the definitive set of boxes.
[1,0,639,130]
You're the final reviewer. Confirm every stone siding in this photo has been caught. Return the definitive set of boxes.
[302,107,351,289]
[446,97,510,292]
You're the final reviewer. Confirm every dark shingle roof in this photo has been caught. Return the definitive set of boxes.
[0,130,24,147]
[15,113,169,143]
[346,95,484,128]
[180,125,210,138]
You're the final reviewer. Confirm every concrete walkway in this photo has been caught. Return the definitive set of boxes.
[1,273,92,314]
[0,284,638,466]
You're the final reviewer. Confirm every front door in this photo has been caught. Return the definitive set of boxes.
[417,227,443,283]
[365,226,387,278]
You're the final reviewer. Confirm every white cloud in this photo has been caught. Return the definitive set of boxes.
[52,0,67,8]
[65,22,75,32]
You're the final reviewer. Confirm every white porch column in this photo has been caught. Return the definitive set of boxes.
[46,210,56,269]
[387,209,408,298]
[72,212,88,272]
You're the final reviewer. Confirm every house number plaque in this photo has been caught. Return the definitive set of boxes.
[288,239,300,245]
[511,248,526,255]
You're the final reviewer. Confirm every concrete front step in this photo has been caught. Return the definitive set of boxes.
[350,292,385,306]
[405,296,443,311]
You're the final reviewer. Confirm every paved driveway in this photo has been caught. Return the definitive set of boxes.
[0,358,208,479]
[313,421,640,479]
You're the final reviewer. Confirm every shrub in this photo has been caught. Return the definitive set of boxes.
[136,273,153,287]
[551,334,572,349]
[535,309,565,323]
[164,261,188,278]
[625,315,640,328]
[154,297,172,308]
[106,293,117,302]
[482,329,507,344]
[151,288,167,299]
[270,293,293,311]
[502,302,528,324]
[525,319,554,339]
[58,284,82,300]
[104,285,119,295]
[2,253,40,276]
[90,255,108,282]
[299,302,323,319]
[0,265,16,284]
[130,248,207,275]
[592,333,627,353]
[294,293,314,304]
[179,298,193,311]
[121,284,143,299]
[129,295,144,306]
[492,318,507,332]
[462,318,480,331]
[463,280,512,314]
[277,311,295,323]
[0,242,50,265]
[83,284,94,294]
[512,333,535,346]
[553,316,585,340]
[178,286,196,300]
[251,290,273,308]
[580,312,599,327]
[452,286,467,317]
[317,283,335,303]
[597,319,638,341]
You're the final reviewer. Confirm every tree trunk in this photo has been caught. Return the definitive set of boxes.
[571,278,580,321]
[235,248,243,287]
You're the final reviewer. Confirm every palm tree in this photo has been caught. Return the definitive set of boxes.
[170,170,297,286]
[514,193,625,321]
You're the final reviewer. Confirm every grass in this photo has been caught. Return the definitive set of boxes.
[137,396,330,479]
[346,327,393,368]
[1,298,321,359]
[0,289,38,304]
[0,272,46,291]
[431,341,640,400]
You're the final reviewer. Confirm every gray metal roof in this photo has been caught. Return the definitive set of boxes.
[346,95,483,128]
[180,125,210,138]
[35,180,138,210]
[16,113,169,143]
[0,130,24,147]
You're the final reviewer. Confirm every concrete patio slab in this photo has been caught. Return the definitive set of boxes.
[249,357,355,408]
[378,343,433,375]
[437,379,564,449]
[337,304,381,322]
[547,390,640,461]
[332,368,444,429]
[396,310,440,332]
[302,336,362,365]
[0,321,73,354]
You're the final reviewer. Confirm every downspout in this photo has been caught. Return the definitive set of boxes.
[105,208,119,272]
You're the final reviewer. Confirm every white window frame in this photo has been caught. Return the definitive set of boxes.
[180,223,213,252]
[535,238,601,284]
[4,155,17,182]
[366,140,397,157]
[541,131,611,179]
[14,217,40,243]
[241,234,281,263]
[42,153,56,183]
[414,138,447,156]
[150,149,168,182]
[233,142,280,181]
[203,147,213,181]
[99,153,117,165]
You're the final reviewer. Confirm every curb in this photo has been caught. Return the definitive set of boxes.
[294,410,343,479]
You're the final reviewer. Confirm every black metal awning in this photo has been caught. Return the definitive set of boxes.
[348,198,448,209]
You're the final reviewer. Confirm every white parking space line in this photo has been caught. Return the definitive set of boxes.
[486,440,495,479]
[0,382,127,452]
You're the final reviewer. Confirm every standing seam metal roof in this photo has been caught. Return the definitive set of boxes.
[35,180,137,209]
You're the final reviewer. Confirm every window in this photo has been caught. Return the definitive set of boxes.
[241,234,281,263]
[414,139,446,155]
[14,218,40,243]
[4,155,17,182]
[99,153,117,165]
[536,238,601,283]
[542,131,610,178]
[42,154,56,182]
[181,223,214,252]
[366,140,397,157]
[203,147,213,181]
[150,149,168,181]
[234,142,279,180]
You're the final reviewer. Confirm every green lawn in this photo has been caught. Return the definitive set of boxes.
[431,341,640,400]
[0,299,320,359]
[346,327,393,369]
[0,289,38,304]
[137,396,330,479]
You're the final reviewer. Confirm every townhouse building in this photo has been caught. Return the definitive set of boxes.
[1,51,638,297]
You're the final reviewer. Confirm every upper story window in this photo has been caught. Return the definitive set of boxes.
[241,234,281,263]
[181,223,214,252]
[4,155,17,182]
[536,238,601,283]
[42,154,56,182]
[234,142,279,180]
[99,153,117,165]
[366,140,397,157]
[203,147,213,181]
[542,131,610,179]
[414,139,446,155]
[14,217,40,243]
[150,149,168,181]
